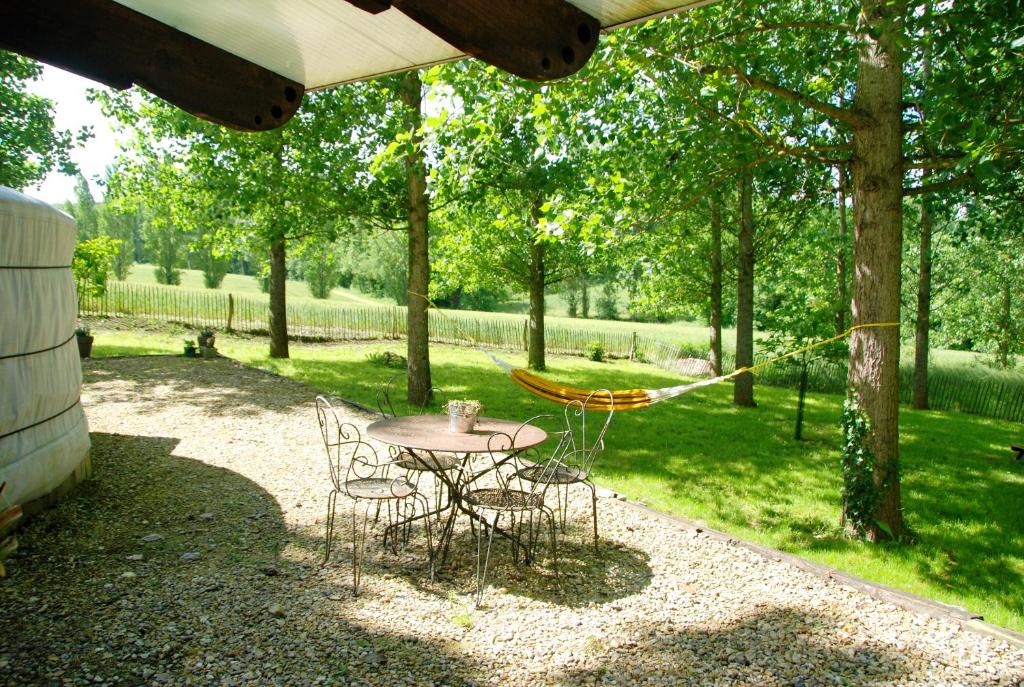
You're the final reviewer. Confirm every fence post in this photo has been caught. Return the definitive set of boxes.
[523,319,529,352]
[226,293,235,332]
[629,331,637,361]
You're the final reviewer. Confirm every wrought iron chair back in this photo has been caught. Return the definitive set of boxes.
[480,415,569,503]
[316,395,395,496]
[375,375,446,419]
[558,389,614,477]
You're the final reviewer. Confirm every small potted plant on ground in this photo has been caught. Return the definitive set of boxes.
[198,328,216,348]
[183,338,198,358]
[75,324,94,359]
[444,399,483,433]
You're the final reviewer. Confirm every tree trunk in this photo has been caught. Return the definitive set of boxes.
[997,282,1011,368]
[268,233,289,359]
[528,235,547,371]
[581,272,589,318]
[836,165,850,334]
[912,198,932,409]
[734,170,756,407]
[709,195,724,377]
[399,71,432,407]
[848,0,906,541]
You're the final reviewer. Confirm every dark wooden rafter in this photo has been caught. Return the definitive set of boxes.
[0,0,304,132]
[388,0,601,81]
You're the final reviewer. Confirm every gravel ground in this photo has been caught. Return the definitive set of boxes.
[2,355,1022,687]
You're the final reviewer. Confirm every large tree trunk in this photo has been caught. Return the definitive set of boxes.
[709,195,724,376]
[734,170,756,407]
[848,0,906,541]
[268,233,289,359]
[912,198,932,409]
[836,165,850,334]
[399,71,432,406]
[528,236,547,371]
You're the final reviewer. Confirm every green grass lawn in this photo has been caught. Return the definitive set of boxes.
[89,328,1024,631]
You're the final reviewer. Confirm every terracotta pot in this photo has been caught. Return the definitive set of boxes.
[198,335,216,348]
[76,335,94,359]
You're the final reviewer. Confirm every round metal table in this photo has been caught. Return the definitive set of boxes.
[367,415,548,566]
[367,415,547,454]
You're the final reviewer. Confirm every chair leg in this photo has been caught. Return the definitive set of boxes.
[475,511,500,608]
[555,483,572,533]
[586,480,599,552]
[322,489,338,566]
[415,494,435,582]
[540,507,559,585]
[352,500,371,596]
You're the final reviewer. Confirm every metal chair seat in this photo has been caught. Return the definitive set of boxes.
[395,450,460,472]
[345,477,416,500]
[516,464,588,485]
[463,487,544,512]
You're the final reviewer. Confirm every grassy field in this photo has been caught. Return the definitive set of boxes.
[88,328,1024,631]
[119,263,726,348]
[125,263,389,307]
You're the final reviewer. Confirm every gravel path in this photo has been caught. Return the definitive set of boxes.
[2,356,1022,686]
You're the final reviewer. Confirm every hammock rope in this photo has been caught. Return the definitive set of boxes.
[409,290,897,411]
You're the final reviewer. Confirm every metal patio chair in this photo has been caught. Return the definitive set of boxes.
[515,389,614,551]
[316,395,433,595]
[375,377,461,516]
[461,416,564,607]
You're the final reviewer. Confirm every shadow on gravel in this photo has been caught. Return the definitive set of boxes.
[377,523,653,609]
[0,432,481,686]
[82,356,312,417]
[556,606,915,686]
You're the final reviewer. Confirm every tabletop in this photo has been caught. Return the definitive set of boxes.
[367,415,547,454]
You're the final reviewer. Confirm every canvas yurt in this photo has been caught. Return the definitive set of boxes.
[0,186,91,514]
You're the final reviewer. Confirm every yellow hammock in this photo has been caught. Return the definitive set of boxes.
[487,322,899,412]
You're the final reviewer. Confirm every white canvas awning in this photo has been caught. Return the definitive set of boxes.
[115,0,711,90]
[0,0,714,131]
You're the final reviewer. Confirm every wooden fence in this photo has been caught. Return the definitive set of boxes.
[79,280,1024,423]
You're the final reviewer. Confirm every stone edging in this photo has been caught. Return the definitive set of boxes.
[596,488,1024,649]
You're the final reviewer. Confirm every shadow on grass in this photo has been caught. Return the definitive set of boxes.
[1,432,481,686]
[556,606,914,686]
[82,355,315,418]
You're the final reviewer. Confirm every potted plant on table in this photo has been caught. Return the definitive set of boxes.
[183,338,198,358]
[444,399,483,433]
[75,324,94,359]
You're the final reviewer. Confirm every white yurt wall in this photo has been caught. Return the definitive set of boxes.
[0,186,91,513]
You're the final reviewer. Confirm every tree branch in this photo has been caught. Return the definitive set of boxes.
[684,61,872,129]
[679,21,855,52]
[903,172,974,196]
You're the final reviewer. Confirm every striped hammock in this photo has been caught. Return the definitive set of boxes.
[487,322,899,412]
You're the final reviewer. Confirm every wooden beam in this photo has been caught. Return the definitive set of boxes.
[0,0,304,132]
[392,0,601,80]
[344,0,393,14]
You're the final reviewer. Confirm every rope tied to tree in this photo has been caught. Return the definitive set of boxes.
[408,290,898,410]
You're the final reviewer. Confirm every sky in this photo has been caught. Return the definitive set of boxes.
[24,65,121,206]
